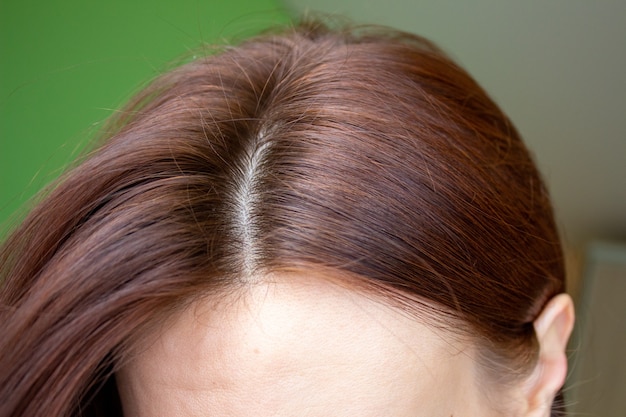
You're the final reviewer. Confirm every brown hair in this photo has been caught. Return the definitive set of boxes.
[0,20,565,416]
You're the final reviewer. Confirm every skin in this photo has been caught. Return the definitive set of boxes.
[116,272,512,417]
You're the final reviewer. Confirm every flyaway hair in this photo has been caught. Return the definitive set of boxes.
[1,20,566,417]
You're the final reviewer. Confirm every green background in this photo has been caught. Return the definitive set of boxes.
[0,0,289,237]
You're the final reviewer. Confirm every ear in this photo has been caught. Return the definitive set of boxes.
[524,293,575,417]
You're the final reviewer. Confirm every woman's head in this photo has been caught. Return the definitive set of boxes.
[0,20,573,416]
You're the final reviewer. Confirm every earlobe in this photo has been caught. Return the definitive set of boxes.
[524,293,575,417]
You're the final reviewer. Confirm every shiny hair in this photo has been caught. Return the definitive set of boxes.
[0,20,565,416]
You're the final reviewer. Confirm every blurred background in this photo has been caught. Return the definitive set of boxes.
[1,1,624,415]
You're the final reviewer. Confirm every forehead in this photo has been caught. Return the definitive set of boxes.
[117,273,484,416]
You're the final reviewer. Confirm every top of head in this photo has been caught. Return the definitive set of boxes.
[0,19,568,417]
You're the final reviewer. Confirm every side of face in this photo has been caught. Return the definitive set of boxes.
[116,272,512,417]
